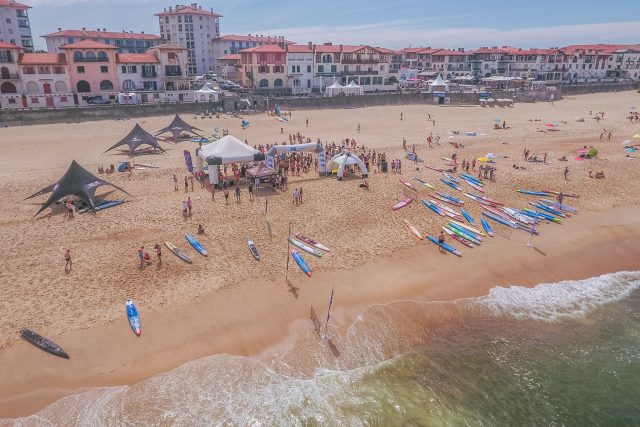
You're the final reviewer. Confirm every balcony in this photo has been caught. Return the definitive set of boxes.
[74,58,109,63]
[165,66,182,77]
[142,70,157,78]
[341,70,379,76]
[341,58,381,64]
[0,72,20,79]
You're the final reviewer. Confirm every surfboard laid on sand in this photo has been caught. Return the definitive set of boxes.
[20,329,69,359]
[404,219,423,239]
[125,299,141,337]
[481,218,494,237]
[164,241,193,264]
[399,178,417,191]
[413,176,435,190]
[296,234,330,252]
[247,238,260,260]
[291,250,312,277]
[78,199,125,213]
[426,235,462,257]
[461,208,475,224]
[392,198,413,211]
[185,234,208,256]
[289,237,324,257]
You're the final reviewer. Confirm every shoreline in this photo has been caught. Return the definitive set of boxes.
[2,204,640,419]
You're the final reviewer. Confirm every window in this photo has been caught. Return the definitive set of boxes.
[293,78,300,87]
[73,51,84,62]
[60,96,68,102]
[85,51,96,61]
[97,51,108,61]
[259,79,268,88]
[178,24,182,31]
[331,65,337,73]
[100,66,108,73]
[123,79,135,90]
[318,65,324,73]
[38,66,50,74]
[127,65,137,73]
[99,80,113,90]
[23,66,36,74]
[274,78,283,87]
[307,65,311,73]
[77,66,85,73]
[121,65,127,73]
[322,54,332,63]
[76,80,90,92]
[5,18,11,24]
[53,66,65,74]
[143,81,157,91]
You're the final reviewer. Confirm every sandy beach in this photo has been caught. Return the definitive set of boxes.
[1,91,640,419]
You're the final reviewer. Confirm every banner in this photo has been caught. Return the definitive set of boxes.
[266,154,275,170]
[183,150,193,173]
[318,151,327,175]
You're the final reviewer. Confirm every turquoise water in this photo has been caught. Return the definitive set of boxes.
[6,272,640,426]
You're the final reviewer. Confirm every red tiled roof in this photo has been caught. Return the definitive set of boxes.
[286,44,313,53]
[0,0,30,9]
[514,48,562,55]
[18,53,67,65]
[560,44,622,55]
[401,48,424,53]
[432,49,466,56]
[239,44,285,54]
[60,40,117,49]
[314,44,342,53]
[417,48,443,55]
[0,41,21,49]
[116,53,159,63]
[470,47,509,54]
[155,5,221,18]
[43,29,160,41]
[215,34,294,44]
[218,53,241,61]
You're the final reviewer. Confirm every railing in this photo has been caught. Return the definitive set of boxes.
[0,73,20,79]
[341,59,381,64]
[142,71,157,78]
[341,70,379,76]
[74,58,109,63]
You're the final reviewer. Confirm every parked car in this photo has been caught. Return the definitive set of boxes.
[87,96,111,105]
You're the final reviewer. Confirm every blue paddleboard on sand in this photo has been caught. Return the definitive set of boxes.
[79,199,125,213]
[291,250,311,277]
[426,235,462,257]
[481,218,494,237]
[461,208,475,224]
[185,234,208,256]
[125,299,141,337]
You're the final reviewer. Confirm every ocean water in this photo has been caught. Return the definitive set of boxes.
[6,271,640,426]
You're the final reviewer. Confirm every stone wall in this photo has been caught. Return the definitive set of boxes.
[559,83,635,96]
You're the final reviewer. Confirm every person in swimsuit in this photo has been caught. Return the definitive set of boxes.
[154,244,162,264]
[64,249,72,272]
[438,231,445,253]
[138,246,145,266]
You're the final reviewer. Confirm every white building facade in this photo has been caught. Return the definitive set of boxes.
[18,52,74,108]
[0,0,33,52]
[155,3,221,75]
[212,34,292,75]
[285,44,313,94]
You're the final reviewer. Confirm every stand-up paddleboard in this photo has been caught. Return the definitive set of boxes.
[436,191,464,205]
[460,173,483,185]
[425,165,444,172]
[295,234,330,252]
[289,237,324,257]
[125,299,141,337]
[413,176,435,190]
[501,207,536,225]
[441,157,453,162]
[449,219,485,237]
[392,198,413,211]
[442,173,460,183]
[461,179,485,193]
[538,199,577,213]
[399,178,417,191]
[421,199,444,216]
[543,190,580,198]
[291,250,311,277]
[448,223,483,243]
[78,199,126,213]
[461,208,475,225]
[404,219,423,240]
[164,241,193,264]
[530,202,567,218]
[406,152,423,162]
[20,329,69,359]
[430,193,463,206]
[483,211,518,228]
[430,200,462,220]
[247,238,260,260]
[517,190,554,197]
[522,208,563,224]
[445,224,481,246]
[479,195,504,206]
[481,218,494,237]
[185,233,208,256]
[440,178,462,191]
[442,226,474,248]
[426,235,462,257]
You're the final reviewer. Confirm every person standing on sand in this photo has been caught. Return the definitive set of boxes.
[234,185,241,203]
[154,244,162,264]
[400,112,403,120]
[138,246,145,267]
[564,166,569,180]
[187,197,193,216]
[357,124,361,133]
[184,176,189,192]
[306,118,309,127]
[64,249,72,272]
[190,176,195,192]
[299,186,303,204]
[223,188,229,204]
[437,231,445,253]
[173,175,178,191]
[248,183,254,201]
[65,199,74,218]
[557,192,564,205]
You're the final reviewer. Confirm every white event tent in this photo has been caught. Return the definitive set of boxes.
[196,135,265,184]
[325,80,346,97]
[428,74,449,92]
[194,84,219,102]
[346,80,364,95]
[327,152,368,180]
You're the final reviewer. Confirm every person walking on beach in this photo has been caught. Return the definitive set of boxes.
[223,188,229,204]
[564,166,569,180]
[173,175,178,191]
[472,159,476,171]
[154,244,162,264]
[299,186,303,204]
[64,249,72,272]
[248,183,254,201]
[187,197,192,216]
[557,192,564,205]
[184,176,189,192]
[306,118,309,127]
[65,199,74,219]
[138,246,145,267]
[437,231,445,253]
[234,185,241,203]
[190,176,195,192]
[400,112,403,121]
[182,200,188,218]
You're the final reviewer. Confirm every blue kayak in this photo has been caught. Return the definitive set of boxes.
[460,173,483,185]
[291,250,311,277]
[185,233,208,256]
[421,199,444,216]
[461,208,475,225]
[125,299,141,337]
[483,212,518,228]
[480,218,494,237]
[426,235,462,257]
[440,178,461,191]
[436,191,464,205]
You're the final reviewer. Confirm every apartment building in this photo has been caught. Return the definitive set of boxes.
[238,44,287,95]
[43,29,162,54]
[18,52,73,108]
[0,0,33,52]
[212,34,293,74]
[285,43,313,94]
[0,40,21,107]
[156,3,221,75]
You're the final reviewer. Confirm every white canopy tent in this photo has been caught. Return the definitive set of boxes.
[346,80,364,96]
[428,74,449,92]
[327,152,368,180]
[194,84,219,102]
[196,135,265,185]
[325,80,346,97]
[266,142,323,156]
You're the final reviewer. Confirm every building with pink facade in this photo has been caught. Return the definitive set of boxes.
[18,52,73,108]
[0,40,21,108]
[60,40,119,105]
[43,28,162,54]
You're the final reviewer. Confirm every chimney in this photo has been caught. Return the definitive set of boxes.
[103,28,106,32]
[168,6,172,11]
[58,27,62,31]
[97,28,100,32]
[141,31,144,34]
[82,27,86,30]
[308,41,312,49]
